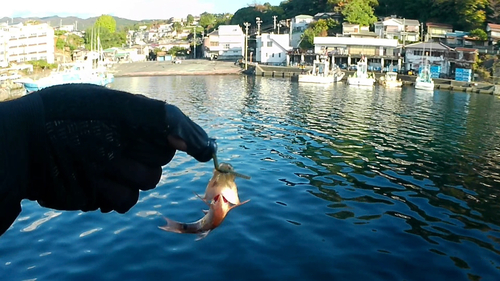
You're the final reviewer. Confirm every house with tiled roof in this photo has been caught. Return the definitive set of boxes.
[404,41,454,77]
[445,31,489,54]
[374,17,420,43]
[405,41,477,78]
[426,22,453,42]
[486,23,500,43]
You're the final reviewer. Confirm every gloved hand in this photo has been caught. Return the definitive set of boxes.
[0,83,216,235]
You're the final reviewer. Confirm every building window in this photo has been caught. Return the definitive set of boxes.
[414,50,423,56]
[267,41,272,47]
[224,44,230,50]
[272,53,274,57]
[266,53,268,57]
[31,56,37,61]
[279,53,281,58]
[210,41,218,46]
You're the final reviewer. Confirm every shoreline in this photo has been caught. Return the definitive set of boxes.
[113,70,241,77]
[110,59,242,77]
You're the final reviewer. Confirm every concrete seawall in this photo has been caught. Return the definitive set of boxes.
[111,60,242,77]
[252,64,499,95]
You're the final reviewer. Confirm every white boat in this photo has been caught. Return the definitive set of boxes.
[17,62,114,94]
[298,56,345,84]
[347,57,375,86]
[379,71,402,88]
[414,65,434,91]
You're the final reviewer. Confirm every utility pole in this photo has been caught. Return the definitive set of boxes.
[402,18,406,46]
[421,22,424,42]
[256,17,262,35]
[273,15,277,31]
[193,26,196,59]
[244,22,250,70]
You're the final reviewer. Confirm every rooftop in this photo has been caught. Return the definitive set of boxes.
[314,36,398,47]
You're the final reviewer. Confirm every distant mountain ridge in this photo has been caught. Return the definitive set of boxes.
[0,15,156,30]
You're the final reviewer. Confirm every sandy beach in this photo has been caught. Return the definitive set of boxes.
[110,59,242,77]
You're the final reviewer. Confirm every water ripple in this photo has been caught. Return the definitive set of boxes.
[2,77,500,280]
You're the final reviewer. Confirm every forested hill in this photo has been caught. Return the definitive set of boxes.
[231,0,500,31]
[375,0,498,30]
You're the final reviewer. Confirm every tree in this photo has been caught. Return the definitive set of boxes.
[279,0,334,18]
[488,0,500,23]
[187,14,194,26]
[56,38,66,50]
[173,22,183,34]
[456,0,488,30]
[341,0,378,26]
[167,46,188,56]
[94,15,117,33]
[214,13,233,30]
[230,5,284,28]
[470,28,488,40]
[299,19,330,49]
[84,27,126,50]
[199,12,216,31]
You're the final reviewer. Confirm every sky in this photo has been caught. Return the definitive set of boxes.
[4,0,283,20]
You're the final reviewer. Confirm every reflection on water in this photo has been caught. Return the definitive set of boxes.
[1,76,500,280]
[21,211,61,232]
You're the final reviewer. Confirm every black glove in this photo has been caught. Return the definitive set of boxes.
[0,83,216,235]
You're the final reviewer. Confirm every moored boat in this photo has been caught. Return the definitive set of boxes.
[298,56,345,84]
[347,57,375,86]
[414,65,434,91]
[379,71,402,88]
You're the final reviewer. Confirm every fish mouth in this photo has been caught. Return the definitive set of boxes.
[213,194,229,203]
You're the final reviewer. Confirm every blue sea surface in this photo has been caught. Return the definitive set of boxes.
[1,76,500,280]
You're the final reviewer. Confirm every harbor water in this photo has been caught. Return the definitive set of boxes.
[1,76,500,280]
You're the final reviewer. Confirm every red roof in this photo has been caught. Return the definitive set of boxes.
[455,47,478,53]
[487,23,500,30]
[426,22,453,28]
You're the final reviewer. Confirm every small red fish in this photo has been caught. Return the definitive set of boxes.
[159,163,249,240]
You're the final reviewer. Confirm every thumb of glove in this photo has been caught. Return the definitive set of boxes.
[165,104,215,162]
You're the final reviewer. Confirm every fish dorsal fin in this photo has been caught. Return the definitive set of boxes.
[193,191,211,206]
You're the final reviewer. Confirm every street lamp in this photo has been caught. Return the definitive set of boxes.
[244,22,250,70]
[256,17,263,35]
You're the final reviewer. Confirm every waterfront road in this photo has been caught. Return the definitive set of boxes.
[111,59,242,77]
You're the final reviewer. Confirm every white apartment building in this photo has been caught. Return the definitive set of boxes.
[0,22,55,67]
[203,25,244,60]
[0,29,8,67]
[289,15,314,48]
[256,33,292,65]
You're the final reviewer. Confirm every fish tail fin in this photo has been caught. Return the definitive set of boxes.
[195,230,211,241]
[158,216,184,233]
